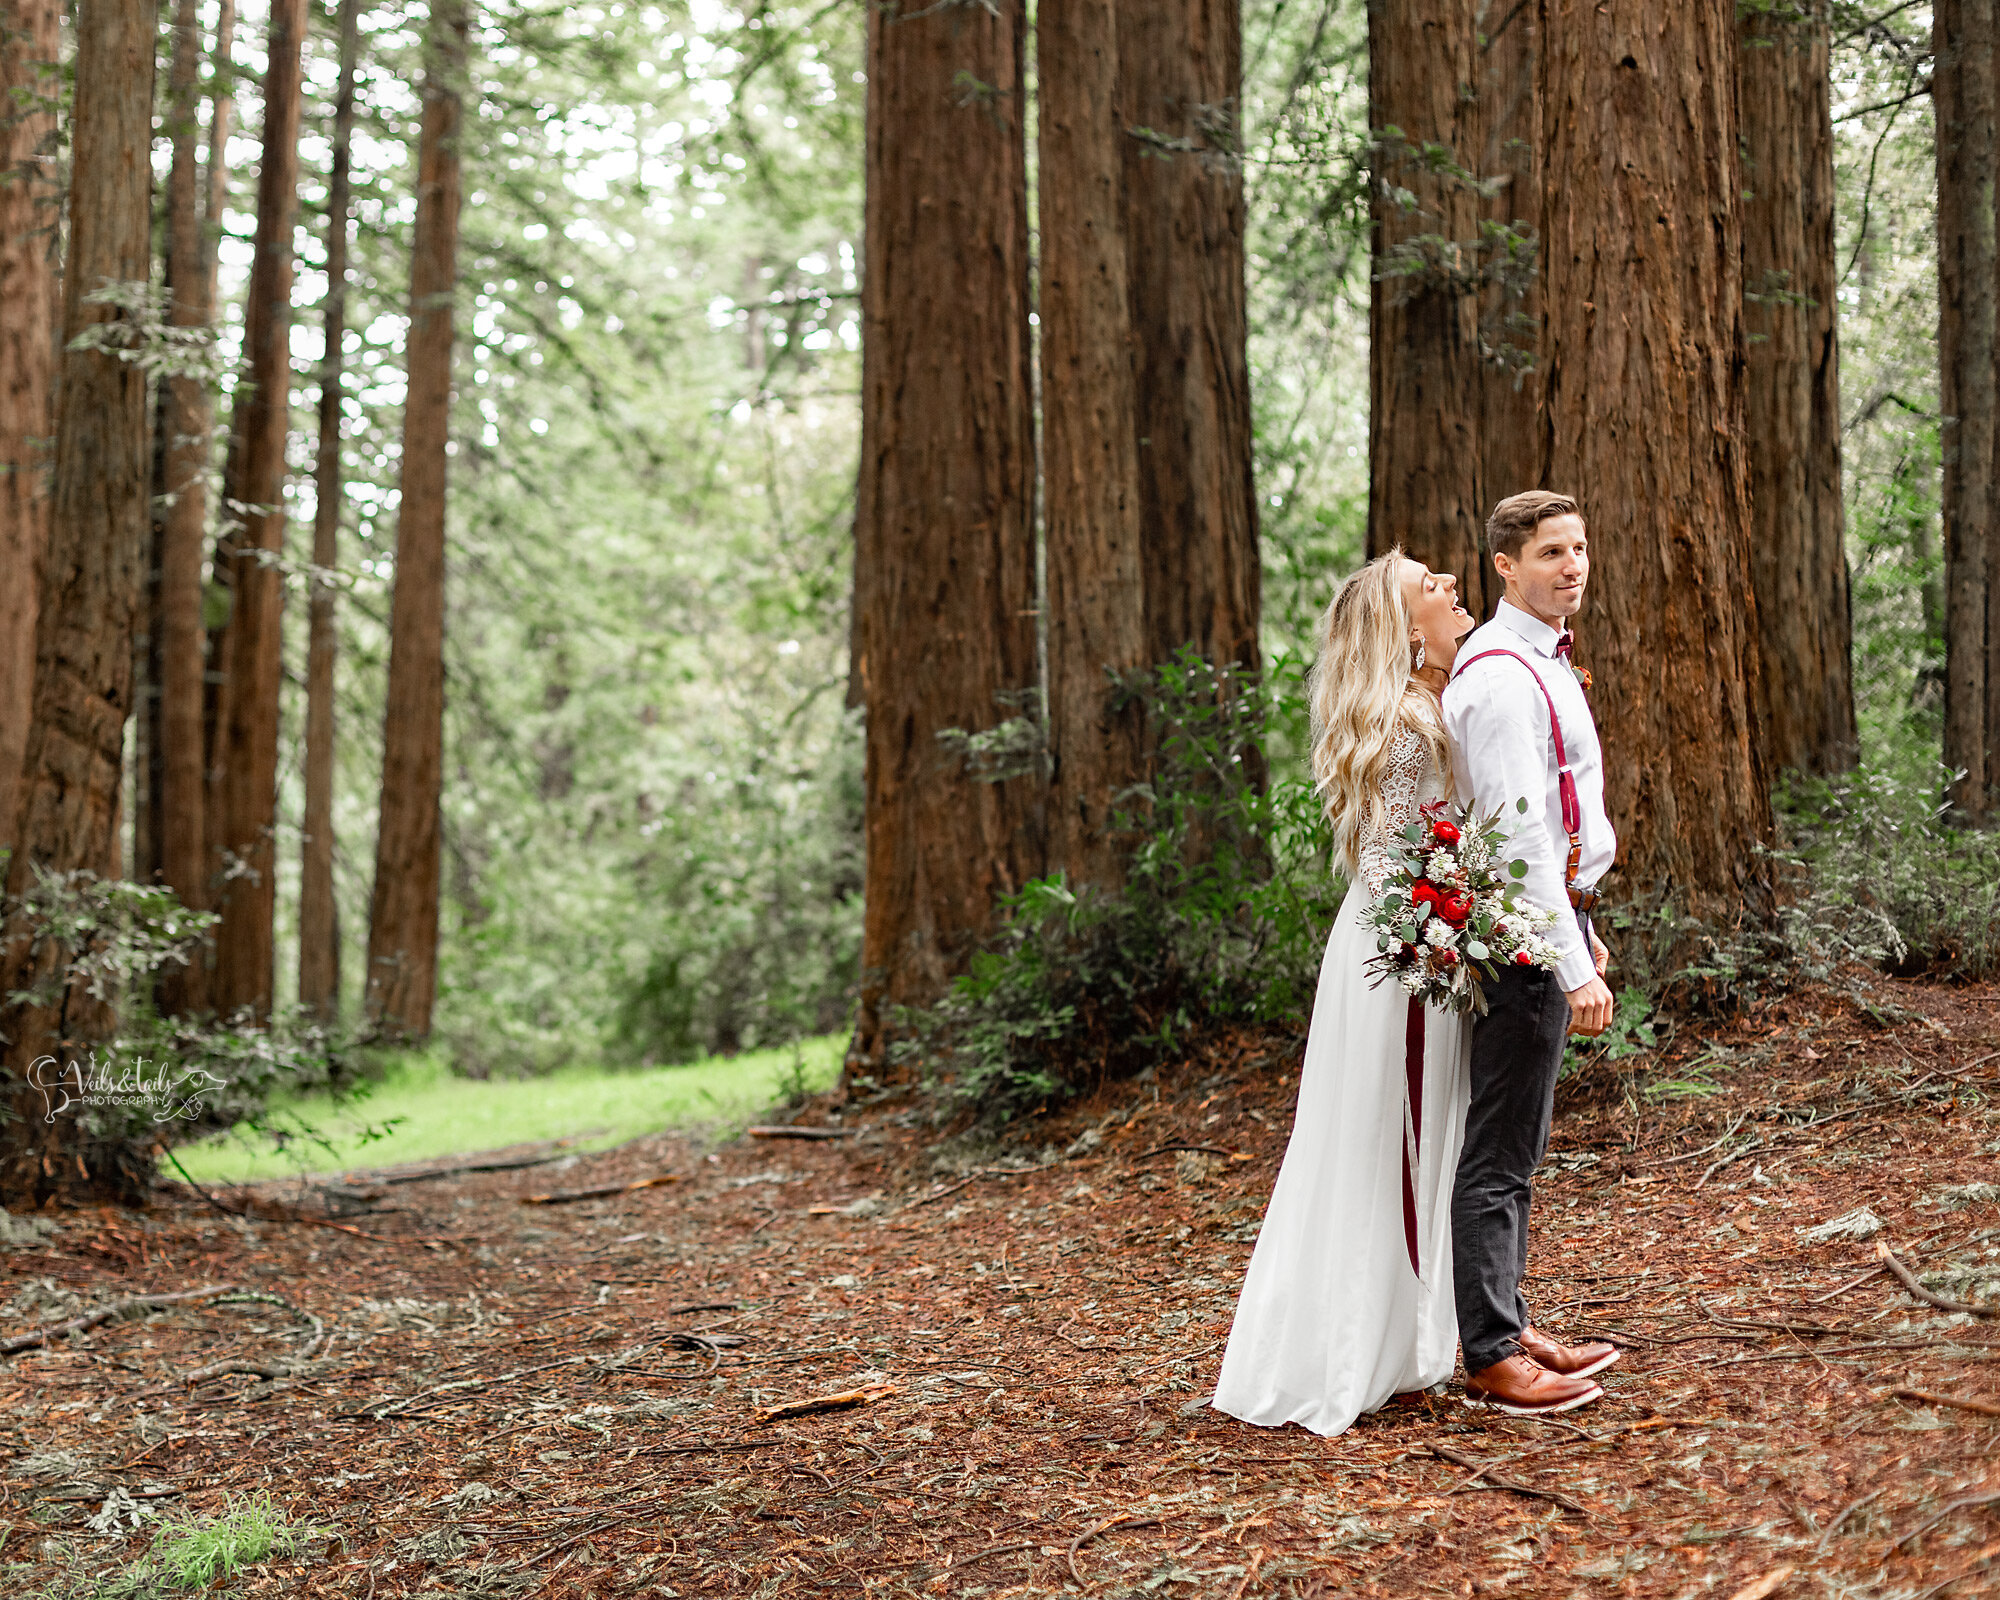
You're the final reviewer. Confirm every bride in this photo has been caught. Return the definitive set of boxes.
[1210,550,1477,1436]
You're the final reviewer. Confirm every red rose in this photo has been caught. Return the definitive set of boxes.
[1431,821,1461,847]
[1514,951,1533,966]
[1410,881,1440,908]
[1437,891,1473,927]
[1434,947,1458,967]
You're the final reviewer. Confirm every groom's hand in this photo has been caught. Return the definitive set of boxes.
[1590,930,1610,978]
[1564,977,1614,1037]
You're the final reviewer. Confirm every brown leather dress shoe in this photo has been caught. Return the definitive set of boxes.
[1463,1353,1603,1416]
[1518,1325,1620,1380]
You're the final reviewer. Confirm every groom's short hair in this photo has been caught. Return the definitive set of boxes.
[1486,491,1582,562]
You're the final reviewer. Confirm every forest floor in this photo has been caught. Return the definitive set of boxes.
[3,975,1998,1600]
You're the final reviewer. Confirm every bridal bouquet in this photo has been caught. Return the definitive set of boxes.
[1363,798,1563,1015]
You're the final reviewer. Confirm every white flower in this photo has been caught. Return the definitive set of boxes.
[1426,850,1456,880]
[1424,921,1457,949]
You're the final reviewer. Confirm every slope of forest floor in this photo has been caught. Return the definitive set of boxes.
[3,976,1998,1599]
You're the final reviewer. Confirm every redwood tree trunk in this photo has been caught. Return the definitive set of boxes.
[0,0,59,854]
[0,0,157,1207]
[848,0,1040,1068]
[365,0,467,1041]
[207,0,306,1019]
[1538,0,1771,908]
[1040,0,1146,889]
[1368,0,1541,618]
[1367,0,1486,598]
[300,0,361,1022]
[1935,0,1996,818]
[1120,0,1260,675]
[1739,0,1855,778]
[148,0,217,1017]
[1475,0,1543,561]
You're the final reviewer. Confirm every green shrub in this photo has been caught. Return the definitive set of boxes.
[898,647,1343,1116]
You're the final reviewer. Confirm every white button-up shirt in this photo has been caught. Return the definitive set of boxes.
[1442,598,1616,993]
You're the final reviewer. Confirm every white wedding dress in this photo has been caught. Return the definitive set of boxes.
[1210,725,1473,1436]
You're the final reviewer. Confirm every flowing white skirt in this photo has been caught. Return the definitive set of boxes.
[1210,881,1473,1436]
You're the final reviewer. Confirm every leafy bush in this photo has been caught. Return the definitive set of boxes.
[2,865,380,1182]
[897,648,1343,1116]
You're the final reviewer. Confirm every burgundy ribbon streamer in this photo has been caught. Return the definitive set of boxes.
[1402,996,1425,1277]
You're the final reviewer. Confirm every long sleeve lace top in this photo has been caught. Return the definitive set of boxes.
[1355,725,1450,899]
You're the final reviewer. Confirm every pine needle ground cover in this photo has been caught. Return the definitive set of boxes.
[2,978,1996,1598]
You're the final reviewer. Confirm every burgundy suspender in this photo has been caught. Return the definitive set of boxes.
[1452,648,1583,894]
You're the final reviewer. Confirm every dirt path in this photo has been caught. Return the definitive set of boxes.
[3,978,1997,1598]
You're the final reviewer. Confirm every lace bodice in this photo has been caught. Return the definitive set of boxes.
[1356,725,1450,898]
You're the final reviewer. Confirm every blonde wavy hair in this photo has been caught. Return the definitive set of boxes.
[1308,549,1454,877]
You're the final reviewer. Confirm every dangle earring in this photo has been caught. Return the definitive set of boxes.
[1411,637,1426,675]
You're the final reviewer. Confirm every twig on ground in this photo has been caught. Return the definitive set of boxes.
[1226,1549,1267,1600]
[753,1381,897,1424]
[1889,1387,2000,1418]
[520,1175,682,1205]
[1815,1486,1885,1552]
[1893,1487,2000,1550]
[1426,1443,1587,1513]
[1132,1144,1246,1162]
[1,1283,238,1357]
[746,1125,853,1139]
[1723,1567,1796,1600]
[1812,1265,1887,1304]
[1878,1243,2000,1318]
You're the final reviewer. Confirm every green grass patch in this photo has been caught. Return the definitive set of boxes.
[170,1034,845,1185]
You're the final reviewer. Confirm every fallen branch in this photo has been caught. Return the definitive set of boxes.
[1067,1514,1160,1583]
[1893,1486,2000,1550]
[903,1166,1041,1211]
[746,1125,852,1140]
[1890,1386,2000,1419]
[1810,1265,1887,1304]
[1133,1144,1249,1162]
[753,1381,897,1424]
[1877,1243,2000,1318]
[1,1283,237,1357]
[520,1174,682,1205]
[1426,1443,1587,1514]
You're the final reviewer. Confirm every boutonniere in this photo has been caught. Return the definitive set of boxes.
[1569,663,1592,693]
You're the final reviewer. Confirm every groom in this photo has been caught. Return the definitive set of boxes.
[1441,491,1621,1416]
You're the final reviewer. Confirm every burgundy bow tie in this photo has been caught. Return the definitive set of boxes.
[1554,630,1575,660]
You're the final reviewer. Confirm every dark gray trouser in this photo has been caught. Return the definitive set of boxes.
[1452,910,1592,1374]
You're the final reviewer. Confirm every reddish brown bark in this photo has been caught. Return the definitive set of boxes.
[1120,0,1260,675]
[1368,0,1541,618]
[0,0,59,854]
[1935,0,1997,817]
[300,0,361,1022]
[365,0,468,1041]
[207,0,306,1019]
[1739,1,1855,778]
[1040,0,1146,890]
[0,0,158,1206]
[141,0,220,1018]
[1538,0,1771,908]
[848,0,1040,1069]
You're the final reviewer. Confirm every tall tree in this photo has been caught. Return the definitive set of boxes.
[1934,0,1996,818]
[0,0,59,853]
[1739,0,1854,777]
[206,0,306,1018]
[141,0,223,1019]
[1538,0,1771,908]
[1366,0,1541,617]
[1120,0,1260,677]
[301,0,362,1020]
[0,0,158,1205]
[848,0,1039,1067]
[1366,1,1485,598]
[365,0,468,1040]
[1040,0,1146,890]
